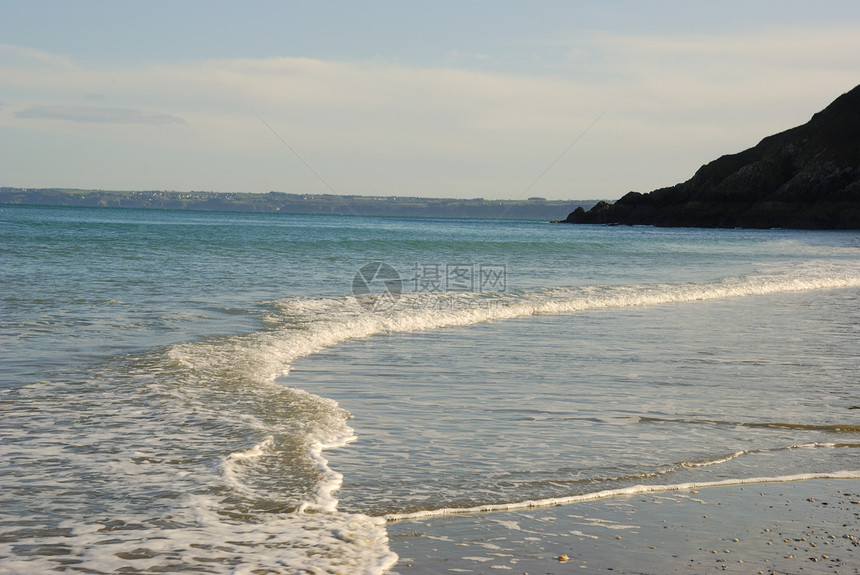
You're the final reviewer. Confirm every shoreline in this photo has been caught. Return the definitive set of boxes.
[386,477,860,574]
[383,470,860,523]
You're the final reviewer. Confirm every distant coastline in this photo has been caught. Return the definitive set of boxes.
[0,187,597,221]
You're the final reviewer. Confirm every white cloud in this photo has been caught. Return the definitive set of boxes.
[1,26,858,199]
[16,105,184,125]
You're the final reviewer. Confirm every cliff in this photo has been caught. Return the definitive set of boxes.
[564,85,860,229]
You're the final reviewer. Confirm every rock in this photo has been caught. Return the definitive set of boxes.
[561,85,860,229]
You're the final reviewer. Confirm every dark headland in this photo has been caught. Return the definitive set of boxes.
[561,85,860,229]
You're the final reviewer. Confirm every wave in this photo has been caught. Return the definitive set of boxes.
[383,470,860,522]
[641,416,860,433]
[162,266,859,571]
[375,442,860,519]
[488,441,859,492]
[169,268,860,504]
[171,268,860,388]
[222,436,276,498]
[676,450,747,468]
[675,441,860,468]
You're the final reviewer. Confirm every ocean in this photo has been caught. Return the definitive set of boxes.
[1,204,859,574]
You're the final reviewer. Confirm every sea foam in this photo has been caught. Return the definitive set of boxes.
[384,470,860,522]
[162,265,860,572]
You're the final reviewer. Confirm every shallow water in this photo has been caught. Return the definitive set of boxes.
[1,204,858,573]
[291,287,860,519]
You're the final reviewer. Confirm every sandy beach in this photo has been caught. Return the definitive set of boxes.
[387,478,860,574]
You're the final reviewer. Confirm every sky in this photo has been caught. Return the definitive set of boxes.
[1,1,859,200]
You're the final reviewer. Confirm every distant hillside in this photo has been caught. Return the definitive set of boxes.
[563,85,860,229]
[0,188,596,221]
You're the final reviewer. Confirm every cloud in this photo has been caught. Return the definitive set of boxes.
[1,25,858,198]
[0,43,74,69]
[15,105,184,125]
[445,51,491,63]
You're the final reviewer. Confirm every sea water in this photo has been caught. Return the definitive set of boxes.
[1,204,858,573]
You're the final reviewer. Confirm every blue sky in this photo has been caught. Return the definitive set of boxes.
[2,1,859,200]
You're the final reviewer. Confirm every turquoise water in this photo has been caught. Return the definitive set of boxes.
[1,205,859,573]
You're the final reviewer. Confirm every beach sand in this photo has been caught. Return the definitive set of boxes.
[386,478,860,574]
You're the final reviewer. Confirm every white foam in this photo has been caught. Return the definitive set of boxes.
[171,268,860,469]
[384,470,860,522]
[788,442,839,449]
[0,494,399,575]
[674,442,853,470]
[569,530,599,539]
[222,436,275,497]
[227,436,275,461]
[160,266,860,569]
[170,268,860,393]
[678,450,747,468]
[300,432,358,514]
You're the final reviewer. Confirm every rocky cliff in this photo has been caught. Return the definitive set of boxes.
[564,85,860,229]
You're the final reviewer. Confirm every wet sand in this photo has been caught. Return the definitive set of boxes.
[387,478,860,574]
